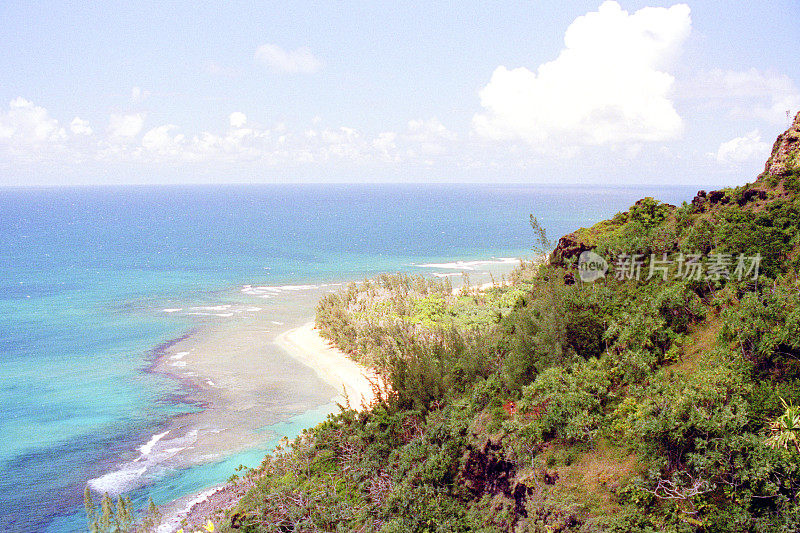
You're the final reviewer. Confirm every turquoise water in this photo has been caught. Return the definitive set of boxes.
[0,184,698,531]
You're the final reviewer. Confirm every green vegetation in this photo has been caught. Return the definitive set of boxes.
[97,115,800,532]
[211,179,800,531]
[84,488,134,533]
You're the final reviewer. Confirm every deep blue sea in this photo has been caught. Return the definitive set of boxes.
[0,184,698,531]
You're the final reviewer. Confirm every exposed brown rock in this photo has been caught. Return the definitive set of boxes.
[691,190,707,212]
[707,190,729,205]
[550,233,593,266]
[737,188,768,206]
[693,188,739,211]
[763,111,800,177]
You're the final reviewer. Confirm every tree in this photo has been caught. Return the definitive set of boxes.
[84,486,98,533]
[99,493,114,532]
[115,495,133,532]
[138,498,162,532]
[529,214,552,256]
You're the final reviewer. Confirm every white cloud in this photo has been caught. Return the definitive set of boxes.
[0,97,66,144]
[320,126,358,145]
[372,132,399,162]
[229,112,247,128]
[142,125,186,155]
[406,118,457,142]
[403,118,457,156]
[367,119,458,162]
[0,97,463,169]
[713,130,771,165]
[0,101,483,172]
[109,113,144,138]
[473,1,690,148]
[254,44,322,73]
[686,69,800,125]
[70,117,93,136]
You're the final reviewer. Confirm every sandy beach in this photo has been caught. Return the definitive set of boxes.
[275,322,382,411]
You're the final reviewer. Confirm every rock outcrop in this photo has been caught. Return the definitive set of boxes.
[689,112,799,213]
[550,233,594,265]
[763,111,800,177]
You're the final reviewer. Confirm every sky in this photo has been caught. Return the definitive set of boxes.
[0,0,798,187]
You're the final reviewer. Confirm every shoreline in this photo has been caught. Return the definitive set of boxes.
[155,321,381,532]
[151,273,517,531]
[86,261,521,532]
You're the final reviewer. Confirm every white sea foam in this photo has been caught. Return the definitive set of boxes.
[431,272,462,278]
[88,466,148,495]
[139,431,170,456]
[169,351,189,360]
[189,305,231,311]
[417,257,518,271]
[241,285,282,295]
[241,283,342,297]
[89,430,199,495]
[171,361,187,367]
[168,303,261,318]
[281,284,321,291]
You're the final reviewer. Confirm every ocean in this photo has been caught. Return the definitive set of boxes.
[0,183,698,532]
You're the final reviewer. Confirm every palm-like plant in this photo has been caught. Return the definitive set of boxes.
[765,398,800,453]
